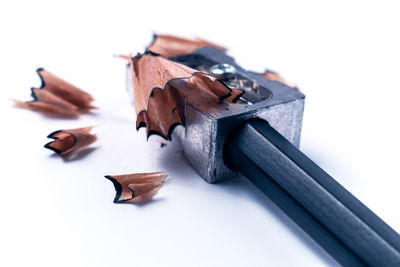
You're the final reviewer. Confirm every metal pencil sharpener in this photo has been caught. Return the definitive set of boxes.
[127,47,305,183]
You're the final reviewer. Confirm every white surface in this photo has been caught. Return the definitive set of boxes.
[1,1,400,266]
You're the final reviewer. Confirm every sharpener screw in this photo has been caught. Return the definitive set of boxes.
[210,63,236,80]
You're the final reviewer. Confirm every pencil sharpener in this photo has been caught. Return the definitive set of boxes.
[127,47,305,183]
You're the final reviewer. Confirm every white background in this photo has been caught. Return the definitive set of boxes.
[1,1,400,266]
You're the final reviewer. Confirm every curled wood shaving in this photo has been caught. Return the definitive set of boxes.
[257,70,299,91]
[123,52,243,140]
[146,34,226,58]
[14,68,95,117]
[44,126,97,156]
[105,172,167,203]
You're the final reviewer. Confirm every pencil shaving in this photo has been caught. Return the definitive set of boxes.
[44,126,97,156]
[257,70,299,91]
[105,172,167,203]
[124,52,243,140]
[14,68,95,117]
[147,34,226,58]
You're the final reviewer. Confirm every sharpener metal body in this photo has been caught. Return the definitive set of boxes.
[127,47,305,183]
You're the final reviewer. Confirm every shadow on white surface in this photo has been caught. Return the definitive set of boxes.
[48,147,99,162]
